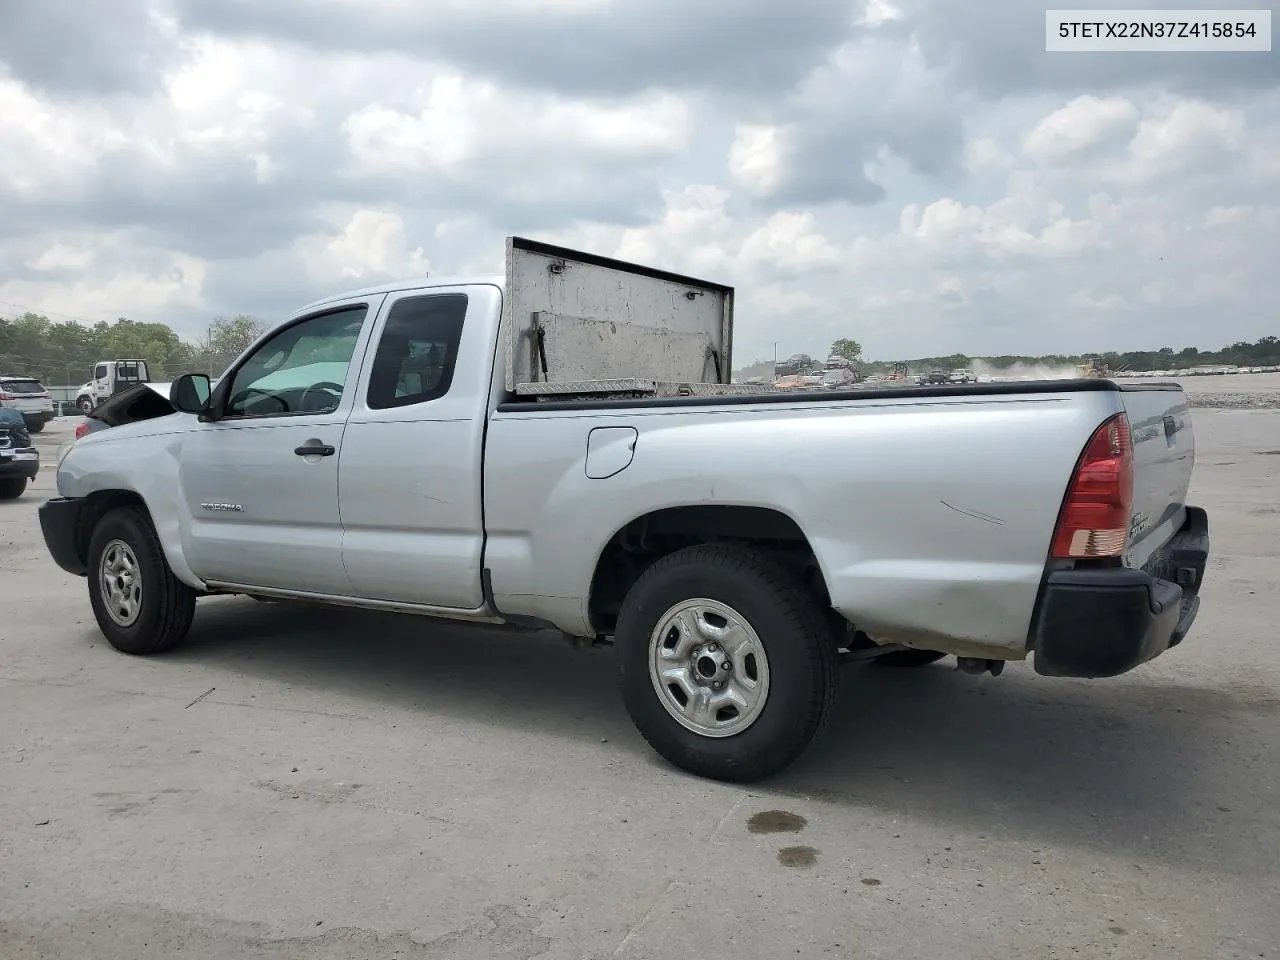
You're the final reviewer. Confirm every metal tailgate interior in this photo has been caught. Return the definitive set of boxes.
[502,236,764,399]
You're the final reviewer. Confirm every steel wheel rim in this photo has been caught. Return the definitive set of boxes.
[100,539,143,627]
[648,597,771,738]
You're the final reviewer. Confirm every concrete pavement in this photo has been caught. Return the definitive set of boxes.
[1,410,1276,959]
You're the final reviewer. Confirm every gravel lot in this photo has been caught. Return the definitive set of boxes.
[2,386,1278,959]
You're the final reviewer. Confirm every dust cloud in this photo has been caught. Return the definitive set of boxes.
[969,360,1083,381]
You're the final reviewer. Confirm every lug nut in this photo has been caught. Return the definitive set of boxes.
[707,643,718,652]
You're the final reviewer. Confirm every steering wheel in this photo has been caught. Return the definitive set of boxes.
[299,381,344,413]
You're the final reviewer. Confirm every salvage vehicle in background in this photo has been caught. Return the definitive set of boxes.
[40,237,1210,783]
[0,376,55,432]
[73,382,174,440]
[0,407,38,499]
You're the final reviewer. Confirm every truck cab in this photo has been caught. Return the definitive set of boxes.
[76,360,151,414]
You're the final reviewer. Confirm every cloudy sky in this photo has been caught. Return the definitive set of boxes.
[2,0,1277,365]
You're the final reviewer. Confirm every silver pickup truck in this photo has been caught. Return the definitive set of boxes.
[40,238,1210,782]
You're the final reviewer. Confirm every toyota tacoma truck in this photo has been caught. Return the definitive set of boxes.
[39,237,1210,782]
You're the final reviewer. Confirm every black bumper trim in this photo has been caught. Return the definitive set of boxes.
[39,497,88,576]
[0,453,40,480]
[1031,506,1209,678]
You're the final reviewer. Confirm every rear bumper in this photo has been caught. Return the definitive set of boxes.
[38,497,88,576]
[0,451,40,480]
[1031,506,1209,678]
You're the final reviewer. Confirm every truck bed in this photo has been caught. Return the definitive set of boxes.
[484,375,1196,663]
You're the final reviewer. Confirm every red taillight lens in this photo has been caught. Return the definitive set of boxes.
[75,422,90,440]
[0,393,12,401]
[1051,413,1134,559]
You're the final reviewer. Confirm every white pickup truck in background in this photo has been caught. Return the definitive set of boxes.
[41,237,1210,782]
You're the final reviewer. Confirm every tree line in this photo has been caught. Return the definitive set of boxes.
[858,336,1280,376]
[0,312,265,386]
[6,309,1277,387]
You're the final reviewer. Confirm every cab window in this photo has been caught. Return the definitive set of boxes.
[366,294,467,410]
[224,306,367,418]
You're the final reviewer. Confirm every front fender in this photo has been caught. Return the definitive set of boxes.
[57,430,205,591]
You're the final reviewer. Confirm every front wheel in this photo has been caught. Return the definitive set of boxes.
[87,506,198,655]
[616,544,838,783]
[77,397,95,415]
[0,478,26,500]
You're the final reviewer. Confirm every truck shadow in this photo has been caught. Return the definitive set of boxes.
[175,596,1275,874]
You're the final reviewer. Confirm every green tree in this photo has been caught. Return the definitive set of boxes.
[829,338,863,362]
[193,315,266,377]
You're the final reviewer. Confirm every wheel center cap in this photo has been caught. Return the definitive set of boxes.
[691,642,732,687]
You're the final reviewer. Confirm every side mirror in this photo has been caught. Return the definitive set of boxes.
[170,374,212,415]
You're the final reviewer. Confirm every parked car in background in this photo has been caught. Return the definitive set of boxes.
[918,369,950,385]
[949,368,976,384]
[0,376,55,432]
[0,407,38,499]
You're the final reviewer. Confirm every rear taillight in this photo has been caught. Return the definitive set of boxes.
[75,422,90,440]
[1050,413,1134,559]
[0,393,12,401]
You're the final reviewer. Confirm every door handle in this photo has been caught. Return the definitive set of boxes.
[294,439,335,457]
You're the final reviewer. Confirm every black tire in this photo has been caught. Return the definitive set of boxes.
[77,397,95,415]
[0,478,26,500]
[874,648,948,668]
[87,506,197,655]
[616,544,838,783]
[25,420,45,433]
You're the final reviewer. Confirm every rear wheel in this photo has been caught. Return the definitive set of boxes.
[87,506,197,655]
[616,544,838,783]
[0,478,26,500]
[25,420,45,433]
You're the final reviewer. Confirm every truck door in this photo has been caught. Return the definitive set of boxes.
[338,284,495,609]
[177,298,381,595]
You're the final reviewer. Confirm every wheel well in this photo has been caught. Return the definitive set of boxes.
[74,490,149,567]
[587,506,831,635]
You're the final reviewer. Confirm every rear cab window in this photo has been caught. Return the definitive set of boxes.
[115,361,148,383]
[366,294,467,409]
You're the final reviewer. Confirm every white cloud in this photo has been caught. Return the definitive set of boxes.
[728,125,786,196]
[302,209,431,280]
[1023,95,1139,164]
[342,75,691,177]
[1112,98,1247,183]
[1,0,1277,369]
